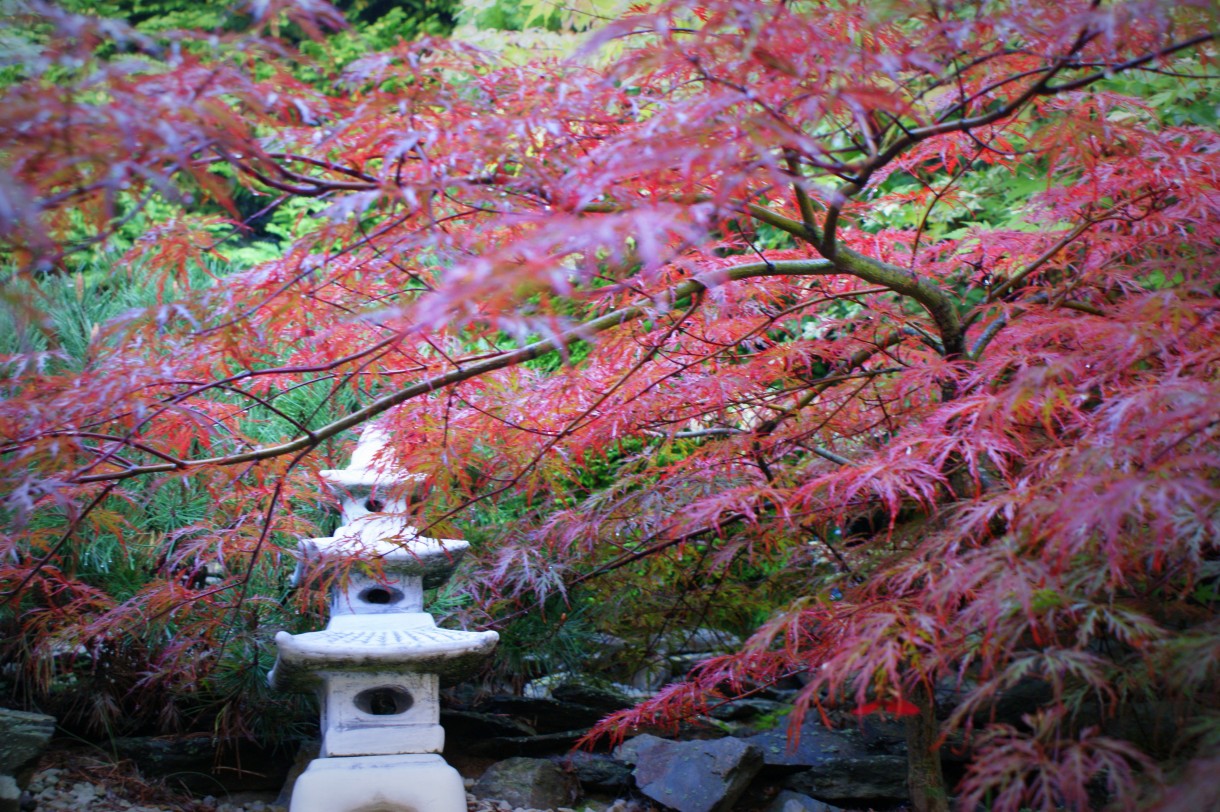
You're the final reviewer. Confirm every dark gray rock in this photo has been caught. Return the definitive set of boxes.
[558,750,632,792]
[551,682,635,714]
[617,734,763,812]
[783,755,909,803]
[767,790,844,812]
[584,633,630,665]
[741,717,873,769]
[742,714,907,766]
[0,775,17,812]
[112,735,296,794]
[615,732,665,765]
[441,708,537,739]
[488,729,588,757]
[472,757,581,810]
[480,695,608,733]
[658,628,742,656]
[985,678,1053,726]
[275,739,320,808]
[739,715,910,804]
[629,657,673,694]
[0,708,54,775]
[709,697,787,723]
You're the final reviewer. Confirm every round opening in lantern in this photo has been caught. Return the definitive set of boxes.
[364,498,385,512]
[354,686,413,716]
[359,586,402,606]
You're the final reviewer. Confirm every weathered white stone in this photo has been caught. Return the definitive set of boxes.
[318,427,425,526]
[298,521,470,594]
[331,572,425,615]
[269,614,499,690]
[288,753,466,812]
[271,426,497,812]
[317,671,442,757]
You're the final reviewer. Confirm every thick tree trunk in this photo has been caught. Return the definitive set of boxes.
[905,683,950,812]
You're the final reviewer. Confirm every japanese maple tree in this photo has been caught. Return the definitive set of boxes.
[1,0,1217,808]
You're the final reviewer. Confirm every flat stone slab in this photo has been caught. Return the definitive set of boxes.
[269,615,498,691]
[0,708,54,774]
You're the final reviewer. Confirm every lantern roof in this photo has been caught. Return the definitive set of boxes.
[298,520,469,590]
[319,427,424,491]
[269,614,499,691]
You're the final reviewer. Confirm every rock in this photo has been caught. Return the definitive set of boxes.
[487,729,589,757]
[274,740,319,808]
[551,682,636,714]
[741,717,874,769]
[442,706,574,758]
[739,715,909,804]
[985,678,1053,726]
[0,775,18,812]
[558,750,633,792]
[443,708,538,737]
[742,712,908,762]
[708,698,787,723]
[480,695,608,733]
[766,789,844,812]
[658,628,742,656]
[112,735,298,794]
[617,734,762,812]
[783,755,909,804]
[471,756,581,810]
[0,708,55,774]
[667,653,720,678]
[614,733,661,765]
[629,658,673,694]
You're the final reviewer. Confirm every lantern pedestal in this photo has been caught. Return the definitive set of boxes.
[287,753,466,812]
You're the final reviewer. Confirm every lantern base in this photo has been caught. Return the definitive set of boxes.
[288,752,466,812]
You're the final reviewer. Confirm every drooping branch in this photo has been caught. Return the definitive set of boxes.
[71,258,836,484]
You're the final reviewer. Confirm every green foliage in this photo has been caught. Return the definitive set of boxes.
[0,251,219,374]
[0,254,352,743]
[298,0,458,80]
[59,0,230,31]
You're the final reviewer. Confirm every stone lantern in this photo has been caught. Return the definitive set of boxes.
[270,428,498,812]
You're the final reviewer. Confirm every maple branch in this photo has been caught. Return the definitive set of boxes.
[785,151,823,245]
[969,314,1010,361]
[970,295,1106,360]
[1041,32,1217,94]
[807,31,1211,290]
[71,258,836,483]
[811,446,853,466]
[743,203,965,358]
[0,431,185,469]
